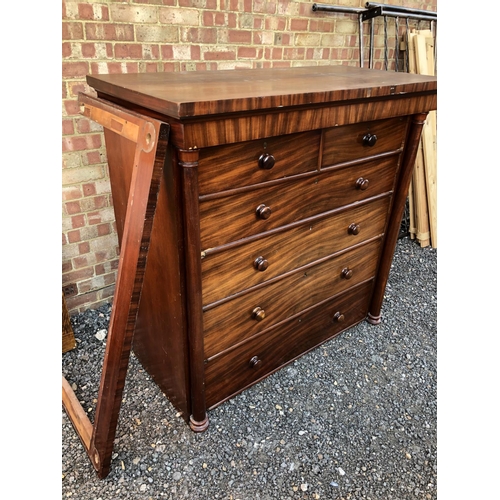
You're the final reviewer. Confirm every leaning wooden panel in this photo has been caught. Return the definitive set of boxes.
[62,94,170,479]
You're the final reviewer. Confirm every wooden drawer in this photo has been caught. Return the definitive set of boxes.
[200,156,399,249]
[201,195,391,306]
[197,130,321,195]
[322,117,408,166]
[203,238,382,359]
[204,280,373,409]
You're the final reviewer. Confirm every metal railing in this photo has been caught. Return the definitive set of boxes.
[312,2,437,73]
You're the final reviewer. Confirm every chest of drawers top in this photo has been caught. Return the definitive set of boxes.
[87,65,436,148]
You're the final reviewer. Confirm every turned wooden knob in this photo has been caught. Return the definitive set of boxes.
[356,177,369,190]
[254,256,269,271]
[341,267,353,280]
[256,204,272,220]
[252,307,266,321]
[258,153,276,170]
[249,356,262,368]
[332,312,345,323]
[362,132,377,147]
[348,223,360,235]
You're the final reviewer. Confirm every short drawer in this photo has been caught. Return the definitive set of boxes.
[204,280,373,409]
[322,117,408,166]
[200,155,399,249]
[203,238,382,359]
[201,195,391,306]
[197,130,321,195]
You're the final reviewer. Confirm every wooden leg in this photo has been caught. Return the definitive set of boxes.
[62,94,170,479]
[178,149,209,433]
[368,112,428,325]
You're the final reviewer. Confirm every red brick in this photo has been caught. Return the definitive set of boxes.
[97,223,111,237]
[309,20,334,33]
[86,23,134,41]
[179,0,217,7]
[62,119,75,135]
[67,230,81,244]
[142,62,160,72]
[284,47,305,60]
[82,183,97,196]
[228,30,252,44]
[265,17,286,31]
[63,61,89,78]
[79,241,90,254]
[161,45,174,59]
[238,47,262,59]
[290,19,309,31]
[85,151,104,165]
[203,49,236,61]
[180,27,217,44]
[63,22,84,40]
[73,255,89,269]
[253,0,276,14]
[78,3,109,21]
[71,214,86,229]
[114,44,142,59]
[63,186,83,201]
[62,261,73,274]
[62,134,101,153]
[63,99,80,116]
[67,81,88,98]
[62,42,72,58]
[65,200,81,215]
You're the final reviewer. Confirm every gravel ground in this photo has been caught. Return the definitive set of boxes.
[62,236,437,500]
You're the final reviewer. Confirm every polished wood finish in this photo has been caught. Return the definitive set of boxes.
[69,66,436,478]
[63,94,170,479]
[199,154,400,249]
[204,280,374,408]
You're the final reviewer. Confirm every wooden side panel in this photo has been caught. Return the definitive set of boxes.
[104,131,137,247]
[132,146,191,420]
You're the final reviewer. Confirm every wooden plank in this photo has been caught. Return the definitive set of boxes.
[414,33,437,248]
[62,376,93,450]
[62,293,76,353]
[63,94,171,479]
[408,31,430,247]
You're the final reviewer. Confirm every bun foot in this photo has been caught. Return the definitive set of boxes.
[367,312,381,325]
[189,414,209,432]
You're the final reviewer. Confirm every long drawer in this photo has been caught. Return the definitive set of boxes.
[199,155,399,249]
[197,130,321,195]
[204,280,373,409]
[322,116,408,166]
[201,195,391,306]
[203,238,382,359]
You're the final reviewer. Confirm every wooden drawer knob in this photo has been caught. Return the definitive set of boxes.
[258,153,276,170]
[362,132,378,147]
[332,312,345,323]
[254,256,269,272]
[249,356,262,368]
[341,267,353,280]
[256,204,272,220]
[348,223,360,235]
[252,307,266,321]
[355,177,369,190]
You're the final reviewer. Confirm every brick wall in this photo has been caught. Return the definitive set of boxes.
[62,0,437,313]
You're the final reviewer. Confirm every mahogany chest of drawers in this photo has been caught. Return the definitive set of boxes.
[74,65,436,475]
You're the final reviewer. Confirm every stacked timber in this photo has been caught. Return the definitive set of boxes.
[406,29,437,248]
